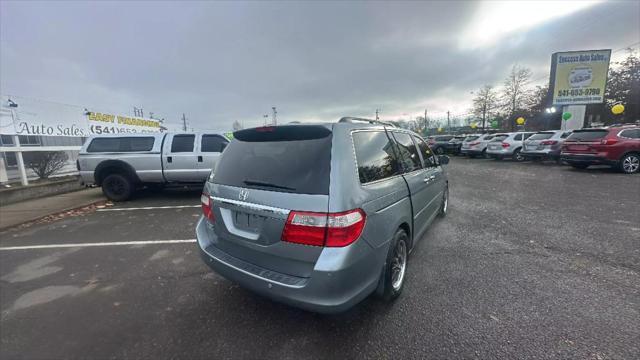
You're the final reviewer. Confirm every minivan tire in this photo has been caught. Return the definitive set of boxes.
[380,229,409,302]
[102,174,133,201]
[439,186,448,217]
[619,153,640,174]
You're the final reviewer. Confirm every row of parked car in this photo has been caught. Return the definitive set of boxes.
[427,125,640,174]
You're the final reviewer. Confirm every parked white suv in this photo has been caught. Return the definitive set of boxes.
[460,133,496,158]
[486,132,535,161]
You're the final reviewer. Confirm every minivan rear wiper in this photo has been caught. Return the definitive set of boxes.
[243,179,296,191]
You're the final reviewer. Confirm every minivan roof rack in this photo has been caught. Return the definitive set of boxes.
[338,117,396,127]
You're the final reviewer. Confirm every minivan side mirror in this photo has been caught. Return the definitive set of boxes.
[438,155,450,165]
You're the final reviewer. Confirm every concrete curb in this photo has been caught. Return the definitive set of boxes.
[0,198,108,231]
[0,178,86,205]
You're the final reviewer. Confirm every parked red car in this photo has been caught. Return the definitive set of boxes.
[561,126,640,174]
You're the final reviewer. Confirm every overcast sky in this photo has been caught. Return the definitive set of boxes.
[1,0,639,131]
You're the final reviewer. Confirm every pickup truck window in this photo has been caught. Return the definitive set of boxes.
[201,135,228,152]
[353,131,402,184]
[393,132,421,173]
[87,137,154,152]
[171,135,195,152]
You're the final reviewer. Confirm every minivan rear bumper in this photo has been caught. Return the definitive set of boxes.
[196,217,382,314]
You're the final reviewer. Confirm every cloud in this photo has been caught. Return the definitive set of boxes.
[1,0,638,131]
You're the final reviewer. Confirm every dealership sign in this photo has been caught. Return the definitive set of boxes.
[1,95,162,137]
[550,49,611,105]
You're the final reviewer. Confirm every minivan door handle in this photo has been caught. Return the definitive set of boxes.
[167,156,172,163]
[197,156,203,162]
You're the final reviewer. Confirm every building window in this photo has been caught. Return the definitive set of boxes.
[2,153,17,167]
[0,135,14,146]
[18,135,41,146]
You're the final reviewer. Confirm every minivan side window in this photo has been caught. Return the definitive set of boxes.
[352,131,401,184]
[414,136,437,167]
[171,134,195,152]
[201,135,228,152]
[393,132,422,173]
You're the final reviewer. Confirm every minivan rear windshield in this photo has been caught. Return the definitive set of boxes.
[568,130,609,141]
[528,132,554,140]
[213,125,332,195]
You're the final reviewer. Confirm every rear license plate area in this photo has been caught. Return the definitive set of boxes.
[234,211,267,232]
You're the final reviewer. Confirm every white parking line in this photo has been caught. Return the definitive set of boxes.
[0,239,197,251]
[97,205,200,212]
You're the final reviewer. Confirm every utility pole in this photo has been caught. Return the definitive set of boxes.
[447,111,450,130]
[181,113,188,132]
[263,114,269,126]
[272,107,277,125]
[424,108,428,130]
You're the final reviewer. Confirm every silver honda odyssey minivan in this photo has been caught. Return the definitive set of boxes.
[197,118,449,313]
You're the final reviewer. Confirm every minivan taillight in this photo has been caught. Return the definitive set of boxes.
[540,140,558,145]
[201,194,215,222]
[501,142,510,148]
[282,209,366,247]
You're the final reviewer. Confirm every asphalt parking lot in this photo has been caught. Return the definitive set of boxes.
[1,157,638,359]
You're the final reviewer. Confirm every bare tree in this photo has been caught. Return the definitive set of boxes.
[24,151,69,179]
[472,85,499,130]
[501,64,533,129]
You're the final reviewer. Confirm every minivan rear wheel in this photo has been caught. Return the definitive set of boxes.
[380,229,409,302]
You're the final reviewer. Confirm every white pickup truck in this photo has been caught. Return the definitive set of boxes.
[78,132,229,201]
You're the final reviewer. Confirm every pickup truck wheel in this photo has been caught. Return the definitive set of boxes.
[380,229,409,302]
[102,174,133,201]
[619,153,639,174]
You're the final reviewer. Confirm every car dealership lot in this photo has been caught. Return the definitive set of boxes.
[1,159,638,359]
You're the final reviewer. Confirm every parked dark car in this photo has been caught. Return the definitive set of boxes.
[561,126,640,174]
[448,135,467,155]
[427,135,456,155]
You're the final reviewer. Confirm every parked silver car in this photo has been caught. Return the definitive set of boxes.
[460,133,496,158]
[197,118,450,313]
[486,132,535,161]
[521,130,572,162]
